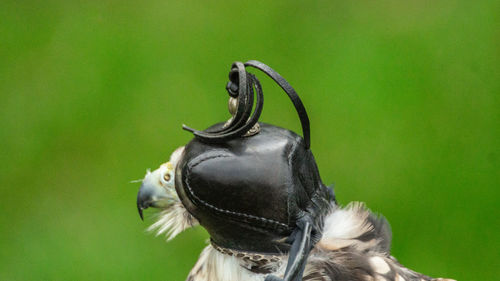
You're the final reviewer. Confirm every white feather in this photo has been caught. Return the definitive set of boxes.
[187,246,286,281]
[321,202,372,240]
[318,202,385,252]
[148,202,198,241]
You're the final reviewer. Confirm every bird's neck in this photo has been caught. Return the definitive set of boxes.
[187,245,286,281]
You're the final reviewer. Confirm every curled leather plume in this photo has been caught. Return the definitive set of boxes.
[182,60,311,149]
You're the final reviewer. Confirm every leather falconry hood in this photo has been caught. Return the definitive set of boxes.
[177,60,335,281]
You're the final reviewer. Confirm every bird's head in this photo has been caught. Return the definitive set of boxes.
[136,146,197,241]
[136,146,184,220]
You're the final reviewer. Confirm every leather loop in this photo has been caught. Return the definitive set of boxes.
[183,60,311,149]
[204,63,252,135]
[183,73,263,142]
[244,60,311,149]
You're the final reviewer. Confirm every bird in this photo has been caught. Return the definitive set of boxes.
[137,146,455,281]
[137,60,455,281]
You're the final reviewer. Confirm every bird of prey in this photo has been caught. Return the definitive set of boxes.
[136,60,455,281]
[137,146,454,281]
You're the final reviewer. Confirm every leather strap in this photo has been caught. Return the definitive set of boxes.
[244,60,311,149]
[183,60,311,149]
[264,216,316,281]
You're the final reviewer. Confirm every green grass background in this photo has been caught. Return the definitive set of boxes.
[0,0,498,280]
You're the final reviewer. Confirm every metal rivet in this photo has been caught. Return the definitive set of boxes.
[228,97,238,115]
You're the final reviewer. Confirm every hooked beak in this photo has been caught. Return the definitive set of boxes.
[136,182,170,221]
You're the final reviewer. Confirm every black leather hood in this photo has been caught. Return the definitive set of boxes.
[175,60,335,281]
[176,122,333,253]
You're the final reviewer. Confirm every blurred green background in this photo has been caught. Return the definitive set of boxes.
[0,0,498,280]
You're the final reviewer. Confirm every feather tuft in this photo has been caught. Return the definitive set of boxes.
[148,202,199,241]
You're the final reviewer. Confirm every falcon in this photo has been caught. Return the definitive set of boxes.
[136,61,455,281]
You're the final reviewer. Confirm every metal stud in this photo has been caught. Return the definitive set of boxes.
[228,97,238,116]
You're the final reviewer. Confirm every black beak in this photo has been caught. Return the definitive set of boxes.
[137,183,151,221]
[138,205,144,221]
[136,181,171,221]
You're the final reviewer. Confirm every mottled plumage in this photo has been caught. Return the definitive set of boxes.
[141,148,455,281]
